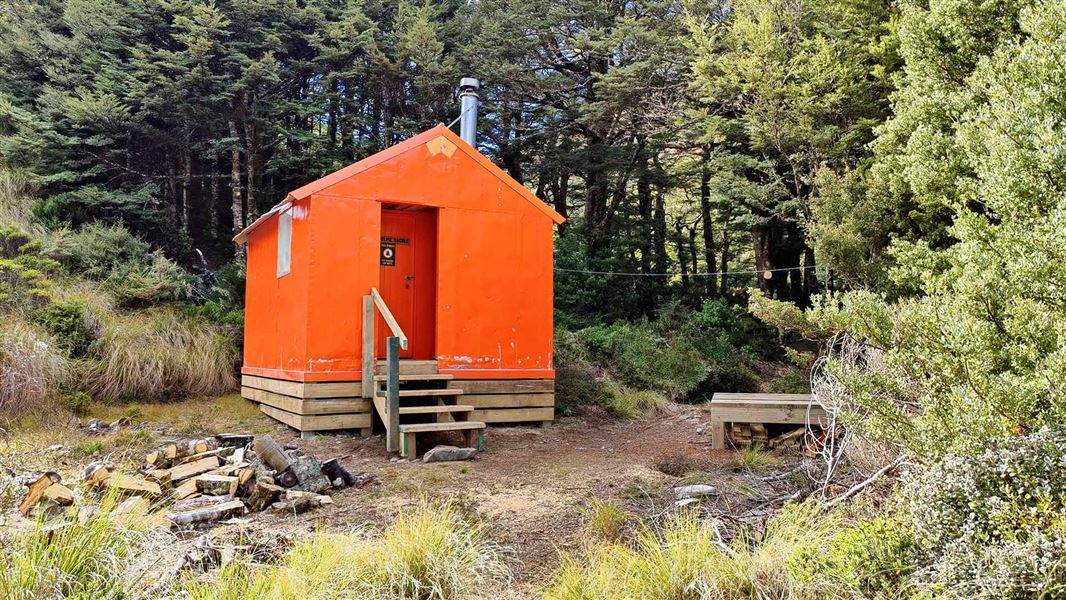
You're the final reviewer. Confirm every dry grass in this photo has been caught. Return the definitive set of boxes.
[180,501,511,600]
[0,494,166,599]
[542,501,846,599]
[0,318,70,415]
[81,308,238,402]
[91,394,269,436]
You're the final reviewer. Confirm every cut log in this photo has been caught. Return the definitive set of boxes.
[83,463,111,486]
[215,433,254,448]
[44,483,75,507]
[229,447,246,464]
[165,438,220,461]
[253,435,292,473]
[321,458,357,487]
[769,427,807,448]
[146,451,162,467]
[271,492,334,514]
[168,499,245,528]
[177,447,235,465]
[275,469,299,488]
[290,456,330,493]
[174,478,199,500]
[113,495,150,518]
[166,457,222,482]
[245,481,285,512]
[108,473,162,496]
[20,472,62,516]
[173,494,235,513]
[144,469,172,485]
[196,474,238,496]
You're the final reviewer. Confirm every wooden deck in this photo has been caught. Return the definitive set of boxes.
[708,393,825,449]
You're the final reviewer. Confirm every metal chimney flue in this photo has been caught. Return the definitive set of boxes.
[458,77,479,148]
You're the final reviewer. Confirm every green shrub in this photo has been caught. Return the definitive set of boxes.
[791,516,918,597]
[60,390,92,416]
[52,222,150,279]
[0,319,69,415]
[82,309,237,402]
[105,250,190,306]
[37,297,97,357]
[579,321,707,400]
[553,329,609,412]
[0,226,59,310]
[904,429,1066,598]
[766,370,810,393]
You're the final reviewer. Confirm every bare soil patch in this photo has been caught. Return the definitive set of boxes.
[2,396,807,594]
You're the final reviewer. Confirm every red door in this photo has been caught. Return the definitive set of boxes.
[378,208,436,359]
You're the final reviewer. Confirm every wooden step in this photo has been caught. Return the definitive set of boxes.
[375,360,438,375]
[397,404,474,415]
[398,421,485,433]
[375,388,464,398]
[373,373,453,382]
[397,420,485,458]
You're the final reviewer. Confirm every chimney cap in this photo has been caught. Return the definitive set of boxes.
[459,77,480,90]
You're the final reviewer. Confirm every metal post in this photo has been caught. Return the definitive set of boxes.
[385,336,401,453]
[458,77,479,147]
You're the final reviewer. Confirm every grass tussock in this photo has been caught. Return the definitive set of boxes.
[738,443,781,472]
[543,501,845,600]
[0,318,69,414]
[182,501,510,600]
[82,309,237,402]
[581,500,632,544]
[599,381,667,419]
[0,496,157,599]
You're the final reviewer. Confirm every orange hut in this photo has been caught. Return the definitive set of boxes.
[234,122,563,454]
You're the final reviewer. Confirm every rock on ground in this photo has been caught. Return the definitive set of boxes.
[423,445,477,463]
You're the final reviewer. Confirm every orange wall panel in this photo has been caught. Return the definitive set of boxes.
[242,203,310,375]
[243,128,556,382]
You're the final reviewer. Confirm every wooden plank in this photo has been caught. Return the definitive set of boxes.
[373,373,453,382]
[371,288,408,349]
[399,421,485,433]
[242,375,304,397]
[375,389,464,398]
[463,393,555,408]
[241,375,361,399]
[449,379,554,394]
[711,406,825,425]
[469,407,554,423]
[362,295,374,399]
[711,393,812,404]
[376,360,438,375]
[398,405,474,415]
[259,404,371,432]
[242,387,370,415]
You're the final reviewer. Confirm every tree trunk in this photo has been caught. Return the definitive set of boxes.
[228,117,244,244]
[698,144,718,296]
[182,147,192,235]
[719,206,732,297]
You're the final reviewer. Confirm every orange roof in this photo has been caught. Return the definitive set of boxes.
[234,124,564,244]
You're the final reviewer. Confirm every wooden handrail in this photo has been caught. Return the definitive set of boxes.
[370,288,408,350]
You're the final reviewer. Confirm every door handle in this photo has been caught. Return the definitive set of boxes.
[404,275,415,281]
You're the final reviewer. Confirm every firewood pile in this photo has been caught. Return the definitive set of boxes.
[19,433,377,528]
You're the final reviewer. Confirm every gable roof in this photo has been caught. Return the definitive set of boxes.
[234,123,564,244]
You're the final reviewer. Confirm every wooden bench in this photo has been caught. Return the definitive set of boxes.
[708,393,826,449]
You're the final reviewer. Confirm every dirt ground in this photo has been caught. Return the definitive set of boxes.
[1,395,804,594]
